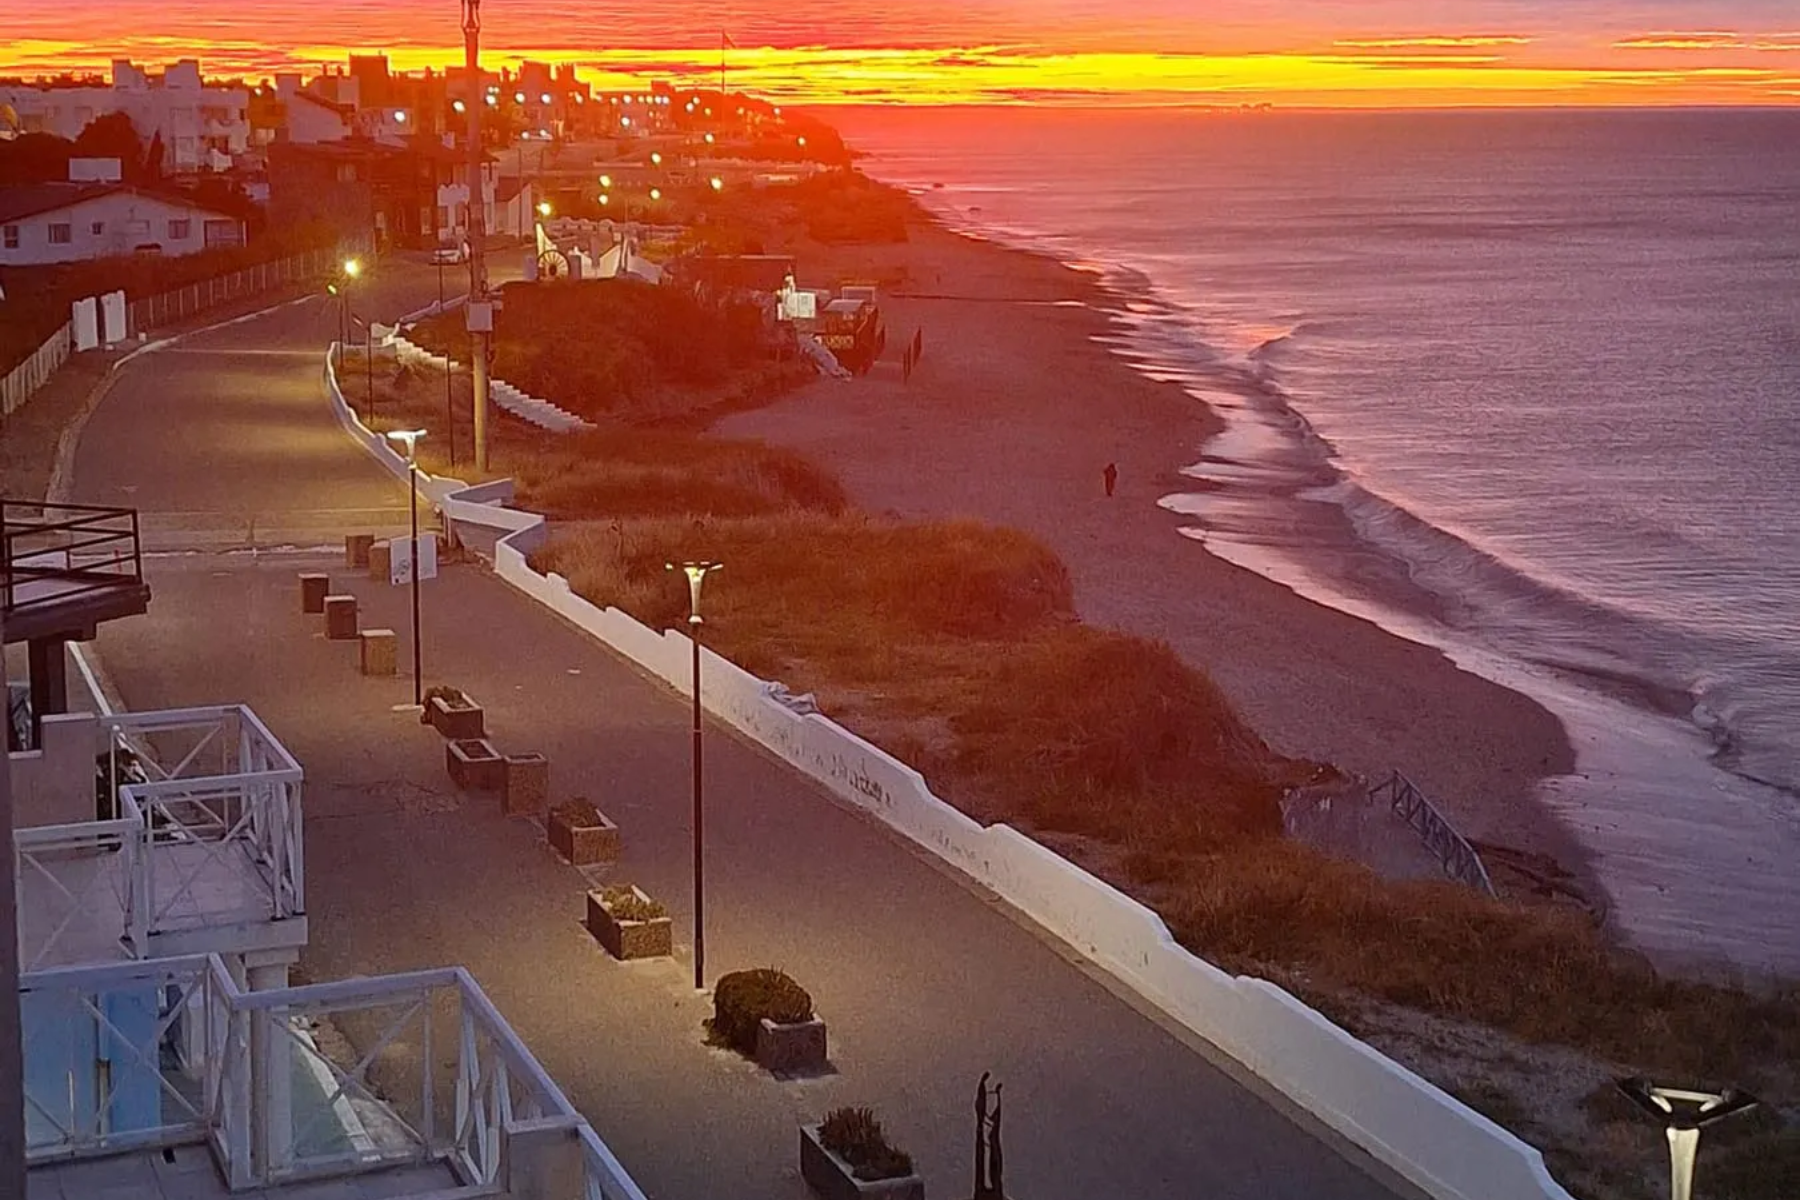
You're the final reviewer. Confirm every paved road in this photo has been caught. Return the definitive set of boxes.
[75,277,1417,1200]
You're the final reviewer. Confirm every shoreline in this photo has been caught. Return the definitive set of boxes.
[719,215,1596,898]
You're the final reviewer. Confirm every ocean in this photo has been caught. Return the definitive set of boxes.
[827,106,1800,971]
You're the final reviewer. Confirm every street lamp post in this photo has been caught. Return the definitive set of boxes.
[386,430,429,707]
[1615,1077,1760,1200]
[668,560,721,992]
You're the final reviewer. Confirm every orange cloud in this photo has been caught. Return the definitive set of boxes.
[1615,31,1800,51]
[1331,35,1532,50]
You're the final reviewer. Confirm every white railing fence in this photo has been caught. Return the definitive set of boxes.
[19,955,650,1199]
[1,321,72,418]
[14,705,305,967]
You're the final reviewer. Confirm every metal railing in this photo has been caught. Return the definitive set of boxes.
[126,243,356,335]
[0,500,144,623]
[14,706,305,968]
[19,954,651,1199]
[1371,771,1496,896]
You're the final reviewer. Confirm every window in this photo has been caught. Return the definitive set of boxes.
[2,225,17,249]
[90,221,105,236]
[167,219,192,240]
[48,223,72,245]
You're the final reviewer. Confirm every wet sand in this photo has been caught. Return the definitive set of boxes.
[717,221,1592,886]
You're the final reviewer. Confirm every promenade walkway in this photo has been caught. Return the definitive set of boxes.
[73,267,1415,1200]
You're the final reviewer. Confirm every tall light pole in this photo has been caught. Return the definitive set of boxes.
[436,259,455,466]
[463,0,492,472]
[668,560,721,992]
[386,430,429,707]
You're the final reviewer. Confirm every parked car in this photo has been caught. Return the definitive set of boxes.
[431,243,468,265]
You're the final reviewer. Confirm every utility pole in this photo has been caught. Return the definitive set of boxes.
[463,0,492,471]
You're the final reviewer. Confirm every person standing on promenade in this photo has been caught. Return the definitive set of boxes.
[1104,462,1118,497]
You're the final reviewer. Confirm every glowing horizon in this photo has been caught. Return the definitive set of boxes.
[5,1,1799,107]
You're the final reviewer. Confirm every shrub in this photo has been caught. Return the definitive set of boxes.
[712,968,814,1054]
[818,1106,914,1181]
[599,886,665,922]
[551,797,603,827]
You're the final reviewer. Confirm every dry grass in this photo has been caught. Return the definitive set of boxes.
[534,514,1288,845]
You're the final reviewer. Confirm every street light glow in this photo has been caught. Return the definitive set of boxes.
[514,91,525,103]
[452,99,466,113]
[599,174,612,188]
[704,133,715,144]
[485,95,498,106]
[541,92,552,104]
[598,194,610,206]
[537,201,553,217]
[393,111,407,123]
[342,258,362,278]
[649,187,662,201]
[710,177,723,191]
[650,151,662,165]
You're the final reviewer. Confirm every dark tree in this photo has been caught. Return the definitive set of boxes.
[72,111,143,170]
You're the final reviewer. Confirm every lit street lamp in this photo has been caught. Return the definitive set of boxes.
[667,559,721,992]
[386,429,430,708]
[1615,1077,1760,1200]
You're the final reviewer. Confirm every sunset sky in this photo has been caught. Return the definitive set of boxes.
[5,0,1799,106]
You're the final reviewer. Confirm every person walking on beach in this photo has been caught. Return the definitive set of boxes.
[1103,462,1118,497]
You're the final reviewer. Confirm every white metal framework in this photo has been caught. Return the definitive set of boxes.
[19,954,649,1199]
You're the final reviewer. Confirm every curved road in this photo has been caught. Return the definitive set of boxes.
[73,263,1419,1200]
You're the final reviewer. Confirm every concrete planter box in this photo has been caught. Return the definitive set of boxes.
[756,1016,828,1074]
[447,738,503,792]
[548,806,619,865]
[586,888,671,961]
[502,753,549,816]
[799,1125,923,1200]
[429,695,485,740]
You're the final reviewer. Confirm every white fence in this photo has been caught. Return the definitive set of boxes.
[321,348,1577,1200]
[18,953,649,1199]
[15,705,306,969]
[1,321,72,418]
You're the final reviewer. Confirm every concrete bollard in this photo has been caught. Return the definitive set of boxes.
[345,533,374,569]
[359,628,397,676]
[299,573,330,614]
[368,540,392,583]
[323,595,358,640]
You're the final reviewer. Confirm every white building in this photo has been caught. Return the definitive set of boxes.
[0,60,248,173]
[0,182,244,266]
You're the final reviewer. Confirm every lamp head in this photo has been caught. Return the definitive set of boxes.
[666,561,722,624]
[1615,1078,1760,1132]
[342,257,362,279]
[384,428,428,462]
[538,201,553,217]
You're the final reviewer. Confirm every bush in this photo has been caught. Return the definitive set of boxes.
[712,968,814,1054]
[599,886,665,922]
[819,1106,914,1181]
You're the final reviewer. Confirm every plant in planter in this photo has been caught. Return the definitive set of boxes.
[422,685,484,739]
[800,1107,922,1200]
[712,967,827,1074]
[585,884,672,960]
[547,797,620,864]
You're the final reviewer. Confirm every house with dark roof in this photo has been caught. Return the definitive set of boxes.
[0,181,243,265]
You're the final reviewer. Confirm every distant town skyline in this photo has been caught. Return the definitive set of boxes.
[4,0,1799,106]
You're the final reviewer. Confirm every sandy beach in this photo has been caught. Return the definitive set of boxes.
[718,220,1592,886]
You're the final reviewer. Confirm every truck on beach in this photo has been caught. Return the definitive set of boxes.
[818,295,885,375]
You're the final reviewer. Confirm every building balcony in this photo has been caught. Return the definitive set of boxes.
[14,705,306,971]
[23,953,649,1200]
[1,501,151,647]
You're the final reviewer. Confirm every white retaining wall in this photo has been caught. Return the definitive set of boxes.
[387,328,593,434]
[319,349,1575,1200]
